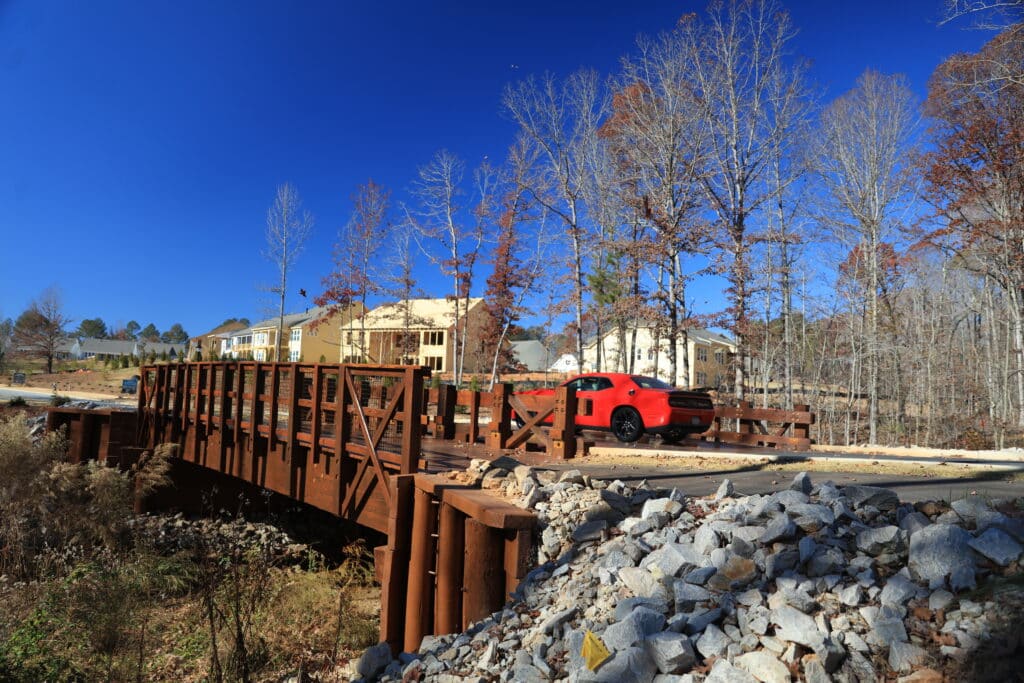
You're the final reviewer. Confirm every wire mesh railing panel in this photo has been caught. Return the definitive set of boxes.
[347,372,405,456]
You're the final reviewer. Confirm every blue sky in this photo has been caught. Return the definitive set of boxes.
[0,1,998,338]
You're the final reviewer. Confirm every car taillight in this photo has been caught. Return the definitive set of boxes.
[669,393,713,409]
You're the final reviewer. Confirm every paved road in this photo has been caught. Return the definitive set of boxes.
[0,387,134,407]
[420,438,1024,503]
[539,461,1024,503]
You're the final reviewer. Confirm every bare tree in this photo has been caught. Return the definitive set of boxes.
[483,140,549,388]
[814,70,919,444]
[606,26,712,386]
[316,180,391,362]
[678,0,807,399]
[922,28,1024,426]
[504,70,607,371]
[13,288,73,373]
[406,150,486,386]
[263,183,313,362]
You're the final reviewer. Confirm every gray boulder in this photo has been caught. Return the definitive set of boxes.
[705,659,759,683]
[790,471,812,494]
[841,485,899,511]
[969,527,1023,566]
[696,624,731,659]
[734,650,791,683]
[645,632,696,674]
[355,642,393,681]
[855,525,907,556]
[908,523,976,589]
[579,646,657,683]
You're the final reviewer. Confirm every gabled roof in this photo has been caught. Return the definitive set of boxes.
[247,306,341,333]
[76,338,138,356]
[358,298,485,331]
[192,320,249,342]
[510,339,555,372]
[137,340,183,355]
[688,328,734,347]
[582,324,734,350]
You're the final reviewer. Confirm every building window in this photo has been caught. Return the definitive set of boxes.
[290,329,301,342]
[715,351,724,364]
[636,348,643,360]
[697,346,708,362]
[424,356,443,370]
[289,350,300,362]
[423,330,445,346]
[254,349,266,361]
[254,332,268,346]
[697,371,707,385]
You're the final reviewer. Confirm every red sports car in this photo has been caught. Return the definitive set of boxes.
[514,373,715,444]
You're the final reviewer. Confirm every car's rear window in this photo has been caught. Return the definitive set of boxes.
[631,375,676,390]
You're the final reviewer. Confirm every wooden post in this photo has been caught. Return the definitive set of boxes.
[467,390,482,444]
[380,474,415,655]
[794,404,810,441]
[738,400,751,434]
[400,367,424,475]
[462,518,505,626]
[404,487,438,652]
[487,383,512,449]
[434,384,457,440]
[435,501,464,635]
[310,367,323,454]
[548,385,577,460]
[504,528,532,599]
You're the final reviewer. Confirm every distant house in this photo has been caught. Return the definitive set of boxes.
[581,324,735,389]
[188,320,249,361]
[509,339,555,372]
[69,338,183,361]
[548,353,580,374]
[227,305,361,362]
[339,298,492,373]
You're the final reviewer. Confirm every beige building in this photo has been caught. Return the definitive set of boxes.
[582,325,735,389]
[228,305,362,362]
[339,298,492,373]
[188,320,249,361]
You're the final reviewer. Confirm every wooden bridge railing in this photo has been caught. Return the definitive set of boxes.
[423,384,814,453]
[697,401,814,450]
[136,362,427,533]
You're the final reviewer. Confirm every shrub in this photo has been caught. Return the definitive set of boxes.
[7,396,27,408]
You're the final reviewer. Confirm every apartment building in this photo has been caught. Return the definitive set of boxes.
[337,298,491,372]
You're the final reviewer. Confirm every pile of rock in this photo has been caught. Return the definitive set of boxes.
[355,464,1024,682]
[128,513,311,562]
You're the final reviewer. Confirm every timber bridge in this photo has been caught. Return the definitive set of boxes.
[45,361,814,654]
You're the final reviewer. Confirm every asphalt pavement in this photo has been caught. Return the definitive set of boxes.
[420,438,1024,504]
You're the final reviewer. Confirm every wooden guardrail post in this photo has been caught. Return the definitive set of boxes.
[434,384,457,440]
[462,518,505,626]
[794,404,810,440]
[435,501,465,635]
[487,383,512,449]
[380,473,415,655]
[548,385,577,460]
[405,487,438,652]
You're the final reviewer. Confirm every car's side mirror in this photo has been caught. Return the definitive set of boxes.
[628,389,636,396]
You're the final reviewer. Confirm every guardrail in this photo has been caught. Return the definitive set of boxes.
[697,401,814,450]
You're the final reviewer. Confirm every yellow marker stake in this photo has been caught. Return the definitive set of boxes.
[581,630,611,671]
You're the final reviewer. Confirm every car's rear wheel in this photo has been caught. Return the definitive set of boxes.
[661,427,686,445]
[611,407,644,443]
